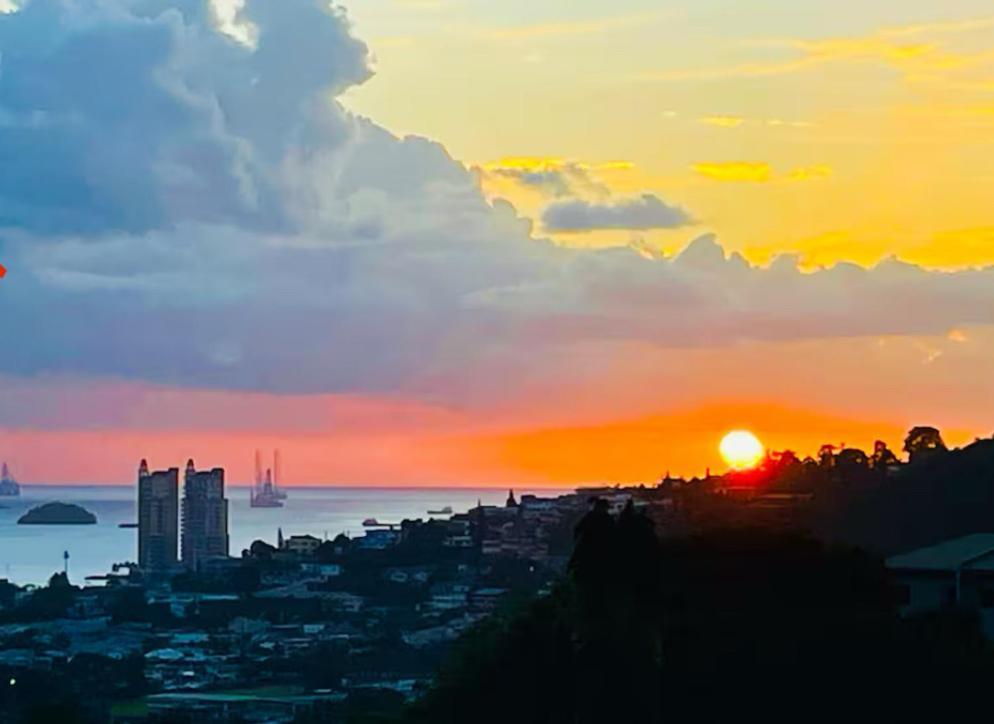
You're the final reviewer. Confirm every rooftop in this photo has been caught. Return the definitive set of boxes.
[886,534,994,572]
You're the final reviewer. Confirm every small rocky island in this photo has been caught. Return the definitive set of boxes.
[18,502,97,525]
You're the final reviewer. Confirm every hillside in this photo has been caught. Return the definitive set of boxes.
[812,438,994,555]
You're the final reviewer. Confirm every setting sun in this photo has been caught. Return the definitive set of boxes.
[720,430,765,471]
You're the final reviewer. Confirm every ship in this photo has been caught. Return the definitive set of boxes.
[0,462,20,497]
[428,506,453,515]
[250,449,285,508]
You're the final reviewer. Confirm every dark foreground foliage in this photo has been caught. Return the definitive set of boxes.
[406,501,994,724]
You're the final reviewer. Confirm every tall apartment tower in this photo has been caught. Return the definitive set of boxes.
[137,460,179,572]
[181,459,229,571]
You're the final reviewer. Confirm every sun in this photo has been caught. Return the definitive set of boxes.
[720,430,766,471]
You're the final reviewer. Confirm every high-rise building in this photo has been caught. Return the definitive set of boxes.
[137,460,179,572]
[181,459,229,570]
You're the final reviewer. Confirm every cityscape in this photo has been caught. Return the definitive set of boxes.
[2,427,994,720]
[3,0,994,722]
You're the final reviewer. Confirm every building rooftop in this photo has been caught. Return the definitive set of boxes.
[886,534,994,572]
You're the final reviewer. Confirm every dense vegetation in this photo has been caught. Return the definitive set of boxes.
[405,499,994,724]
[816,437,994,554]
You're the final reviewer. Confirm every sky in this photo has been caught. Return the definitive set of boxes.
[0,0,992,486]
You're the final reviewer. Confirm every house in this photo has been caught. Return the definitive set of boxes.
[887,533,994,638]
[301,562,343,578]
[283,534,323,556]
[383,565,433,584]
[428,582,469,611]
[469,587,508,613]
[356,529,399,550]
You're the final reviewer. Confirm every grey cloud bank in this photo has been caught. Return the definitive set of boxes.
[1,0,993,403]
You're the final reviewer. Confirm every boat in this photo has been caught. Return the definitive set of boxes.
[118,522,139,529]
[0,462,20,497]
[428,506,453,515]
[363,518,379,526]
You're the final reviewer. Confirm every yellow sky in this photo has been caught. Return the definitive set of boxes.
[342,1,994,269]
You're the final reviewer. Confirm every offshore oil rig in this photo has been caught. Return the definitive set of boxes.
[250,449,287,508]
[0,462,20,497]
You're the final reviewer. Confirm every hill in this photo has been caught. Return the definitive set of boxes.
[812,438,994,555]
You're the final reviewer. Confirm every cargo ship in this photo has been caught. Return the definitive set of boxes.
[0,462,20,497]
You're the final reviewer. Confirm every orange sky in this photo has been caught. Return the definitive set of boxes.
[1,339,986,487]
[0,400,980,488]
[1,1,992,488]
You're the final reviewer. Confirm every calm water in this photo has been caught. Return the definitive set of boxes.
[0,486,560,586]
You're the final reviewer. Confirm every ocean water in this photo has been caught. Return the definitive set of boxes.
[0,486,561,587]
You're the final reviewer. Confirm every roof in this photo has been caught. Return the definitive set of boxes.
[886,534,994,572]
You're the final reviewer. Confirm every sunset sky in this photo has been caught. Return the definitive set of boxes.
[0,0,992,485]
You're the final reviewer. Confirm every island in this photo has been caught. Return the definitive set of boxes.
[17,502,97,525]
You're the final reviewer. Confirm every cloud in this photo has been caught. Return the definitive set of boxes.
[701,115,745,128]
[541,194,693,232]
[477,157,621,198]
[210,0,259,47]
[480,159,576,197]
[0,0,370,235]
[693,162,772,182]
[485,11,669,41]
[691,162,831,183]
[699,115,815,129]
[2,0,994,413]
[638,16,994,83]
[788,165,833,181]
[767,119,815,128]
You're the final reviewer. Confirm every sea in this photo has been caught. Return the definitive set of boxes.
[0,485,563,587]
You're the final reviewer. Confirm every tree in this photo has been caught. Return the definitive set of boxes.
[818,444,838,468]
[408,525,994,723]
[871,440,900,471]
[569,498,617,632]
[904,427,947,463]
[247,539,277,560]
[836,448,869,473]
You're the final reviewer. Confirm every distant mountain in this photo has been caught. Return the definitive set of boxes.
[812,439,994,555]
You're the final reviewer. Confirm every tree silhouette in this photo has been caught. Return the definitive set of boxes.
[246,539,277,559]
[837,447,869,472]
[408,521,994,724]
[904,426,947,463]
[871,440,900,470]
[818,444,837,468]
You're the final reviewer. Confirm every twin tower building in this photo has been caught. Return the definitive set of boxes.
[137,459,229,573]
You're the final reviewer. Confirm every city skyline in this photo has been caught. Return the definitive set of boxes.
[0,0,992,486]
